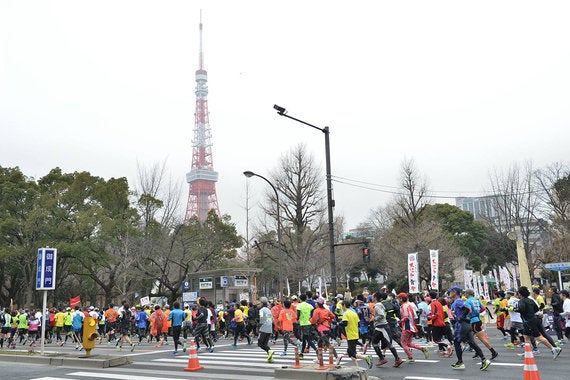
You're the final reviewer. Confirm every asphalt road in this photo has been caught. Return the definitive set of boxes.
[0,329,566,380]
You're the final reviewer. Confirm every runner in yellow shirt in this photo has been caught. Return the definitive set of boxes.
[339,300,372,368]
[54,307,67,345]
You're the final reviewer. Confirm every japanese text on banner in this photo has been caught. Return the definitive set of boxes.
[408,253,419,293]
[429,249,439,290]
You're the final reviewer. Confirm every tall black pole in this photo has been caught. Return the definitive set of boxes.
[324,126,337,294]
[273,105,336,295]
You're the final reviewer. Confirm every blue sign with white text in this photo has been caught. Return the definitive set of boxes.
[36,248,57,290]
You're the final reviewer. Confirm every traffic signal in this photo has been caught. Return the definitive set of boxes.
[362,247,371,263]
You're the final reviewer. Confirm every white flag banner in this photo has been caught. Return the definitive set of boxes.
[474,275,480,298]
[429,249,439,290]
[408,253,419,293]
[464,270,473,291]
[500,267,511,290]
[490,270,498,292]
[483,275,490,301]
[513,272,518,290]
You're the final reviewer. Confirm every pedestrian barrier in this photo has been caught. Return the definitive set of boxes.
[522,343,540,380]
[292,346,304,369]
[316,347,328,370]
[183,341,204,372]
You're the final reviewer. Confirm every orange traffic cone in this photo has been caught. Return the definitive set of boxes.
[184,341,204,372]
[522,343,540,380]
[327,345,335,368]
[292,346,304,369]
[316,347,328,370]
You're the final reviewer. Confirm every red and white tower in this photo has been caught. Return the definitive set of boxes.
[185,14,220,222]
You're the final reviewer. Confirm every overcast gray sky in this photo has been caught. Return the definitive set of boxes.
[1,1,569,236]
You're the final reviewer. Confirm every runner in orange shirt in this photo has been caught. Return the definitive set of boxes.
[277,299,299,356]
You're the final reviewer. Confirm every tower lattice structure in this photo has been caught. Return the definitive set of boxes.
[185,15,220,223]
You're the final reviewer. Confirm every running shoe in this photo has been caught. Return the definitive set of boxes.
[183,342,187,353]
[472,353,480,359]
[116,346,122,351]
[552,346,562,360]
[231,343,237,348]
[365,355,372,369]
[504,342,515,349]
[280,351,287,356]
[172,350,178,355]
[335,354,343,366]
[375,358,388,367]
[130,343,135,352]
[209,347,214,353]
[298,353,304,360]
[480,359,491,371]
[491,351,499,360]
[423,348,430,360]
[451,362,465,370]
[393,358,404,368]
[407,358,415,363]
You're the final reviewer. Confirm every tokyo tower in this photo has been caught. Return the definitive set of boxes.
[185,14,220,222]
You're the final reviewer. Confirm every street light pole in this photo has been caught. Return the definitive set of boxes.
[244,171,283,300]
[273,105,337,295]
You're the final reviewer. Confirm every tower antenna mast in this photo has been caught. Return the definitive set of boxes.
[185,11,220,222]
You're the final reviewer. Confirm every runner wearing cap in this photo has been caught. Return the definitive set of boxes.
[257,297,275,362]
[448,287,490,371]
[464,288,498,361]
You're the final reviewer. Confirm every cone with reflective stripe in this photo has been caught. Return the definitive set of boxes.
[523,343,540,380]
[184,341,204,371]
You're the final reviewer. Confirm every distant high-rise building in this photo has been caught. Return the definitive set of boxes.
[185,14,220,222]
[455,195,499,221]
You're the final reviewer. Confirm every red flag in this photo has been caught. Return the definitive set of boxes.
[70,296,81,308]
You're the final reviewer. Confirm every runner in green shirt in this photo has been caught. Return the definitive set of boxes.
[296,294,317,359]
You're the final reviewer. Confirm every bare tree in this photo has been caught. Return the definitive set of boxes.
[487,161,546,274]
[366,159,461,292]
[135,160,182,229]
[390,158,429,228]
[258,144,328,291]
[534,163,570,263]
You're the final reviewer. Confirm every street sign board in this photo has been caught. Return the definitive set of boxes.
[140,296,150,306]
[199,277,213,289]
[36,248,57,290]
[234,276,248,287]
[220,276,228,287]
[183,292,198,302]
[544,262,570,271]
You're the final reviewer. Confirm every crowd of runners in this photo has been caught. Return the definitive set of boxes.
[1,285,569,372]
